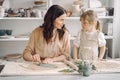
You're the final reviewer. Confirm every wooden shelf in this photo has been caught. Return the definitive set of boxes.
[98,16,114,19]
[0,36,113,41]
[0,37,75,41]
[0,38,29,41]
[66,16,114,20]
[0,16,114,20]
[0,17,43,20]
[105,36,113,39]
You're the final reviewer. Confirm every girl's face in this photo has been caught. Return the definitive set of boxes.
[81,19,90,31]
[81,19,95,32]
[54,13,66,29]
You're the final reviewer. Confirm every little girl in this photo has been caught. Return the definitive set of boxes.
[73,10,106,60]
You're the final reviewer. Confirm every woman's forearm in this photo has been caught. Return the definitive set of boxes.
[53,55,66,62]
[23,52,33,61]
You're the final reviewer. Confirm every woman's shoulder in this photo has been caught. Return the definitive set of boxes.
[64,30,70,36]
[62,30,70,39]
[65,29,69,34]
[34,26,43,31]
[32,26,43,33]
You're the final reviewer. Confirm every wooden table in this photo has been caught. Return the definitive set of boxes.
[0,59,120,80]
[0,73,120,80]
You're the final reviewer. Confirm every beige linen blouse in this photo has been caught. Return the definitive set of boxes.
[23,27,70,60]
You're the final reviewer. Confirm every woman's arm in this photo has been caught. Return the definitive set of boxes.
[52,55,66,61]
[23,51,33,61]
[42,31,70,63]
[23,31,35,61]
[23,29,40,62]
[99,46,106,59]
[61,31,71,60]
[42,55,66,64]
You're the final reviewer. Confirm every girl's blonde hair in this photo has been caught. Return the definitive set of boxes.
[80,10,101,31]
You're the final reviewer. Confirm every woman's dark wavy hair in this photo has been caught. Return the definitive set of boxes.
[41,5,67,43]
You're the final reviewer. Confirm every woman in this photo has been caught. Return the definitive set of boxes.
[23,5,70,64]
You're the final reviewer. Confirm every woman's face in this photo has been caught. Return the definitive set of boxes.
[54,13,66,29]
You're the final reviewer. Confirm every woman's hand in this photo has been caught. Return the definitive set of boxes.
[32,54,41,62]
[42,58,54,64]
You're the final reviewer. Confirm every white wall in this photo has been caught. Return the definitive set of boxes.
[112,0,120,58]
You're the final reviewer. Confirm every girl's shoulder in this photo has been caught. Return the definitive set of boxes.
[97,31,106,47]
[97,31,105,37]
[77,29,82,35]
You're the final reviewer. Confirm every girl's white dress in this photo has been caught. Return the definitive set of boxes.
[74,30,106,60]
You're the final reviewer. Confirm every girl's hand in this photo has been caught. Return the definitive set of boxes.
[32,54,41,62]
[42,58,54,64]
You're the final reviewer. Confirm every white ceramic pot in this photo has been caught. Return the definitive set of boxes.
[0,6,5,17]
[35,10,42,18]
[72,5,80,17]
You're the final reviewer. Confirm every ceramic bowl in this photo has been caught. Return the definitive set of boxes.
[0,29,6,36]
[6,29,12,35]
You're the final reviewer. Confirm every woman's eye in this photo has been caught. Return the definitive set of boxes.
[61,19,64,21]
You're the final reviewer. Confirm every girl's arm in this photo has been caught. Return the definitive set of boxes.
[98,32,106,59]
[73,31,81,60]
[99,46,106,59]
[73,45,78,60]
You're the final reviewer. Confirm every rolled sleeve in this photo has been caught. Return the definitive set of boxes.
[62,31,71,60]
[23,30,35,57]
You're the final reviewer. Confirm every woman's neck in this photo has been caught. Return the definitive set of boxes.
[53,28,57,34]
